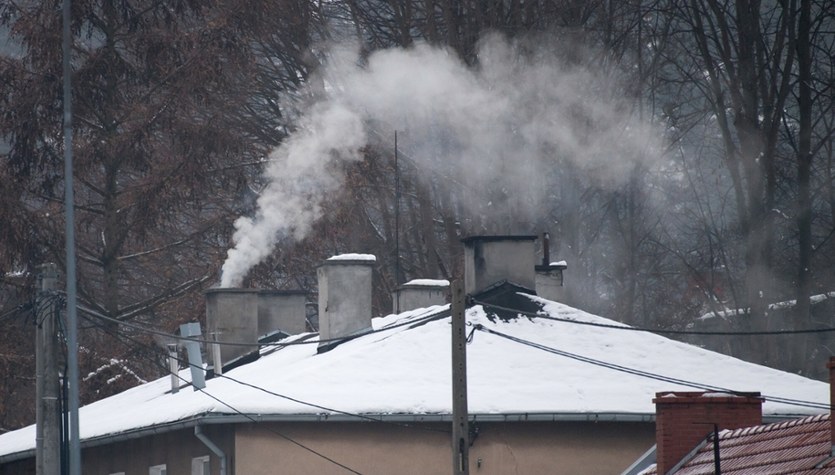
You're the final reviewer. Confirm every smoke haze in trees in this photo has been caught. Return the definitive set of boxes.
[220,34,664,287]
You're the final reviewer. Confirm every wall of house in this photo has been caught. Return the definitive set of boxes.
[235,420,655,475]
[84,425,231,475]
[0,457,33,475]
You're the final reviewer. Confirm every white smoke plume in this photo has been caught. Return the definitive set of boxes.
[220,103,365,287]
[220,35,664,287]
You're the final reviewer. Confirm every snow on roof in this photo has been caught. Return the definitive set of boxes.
[699,291,835,320]
[402,279,450,287]
[0,295,828,460]
[326,253,376,262]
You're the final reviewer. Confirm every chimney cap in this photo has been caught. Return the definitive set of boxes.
[653,391,763,405]
[398,279,450,290]
[461,234,537,244]
[320,253,377,267]
[257,289,307,296]
[204,287,259,295]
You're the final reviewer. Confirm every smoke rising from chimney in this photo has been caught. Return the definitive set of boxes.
[220,35,664,287]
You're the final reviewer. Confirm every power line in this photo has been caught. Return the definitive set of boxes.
[217,373,450,434]
[190,386,365,475]
[471,299,835,336]
[76,302,448,347]
[79,313,365,474]
[78,311,449,435]
[473,325,830,411]
[0,301,34,324]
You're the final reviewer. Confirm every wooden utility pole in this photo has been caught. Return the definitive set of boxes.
[36,263,61,475]
[450,280,469,475]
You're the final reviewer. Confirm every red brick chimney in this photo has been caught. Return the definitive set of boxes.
[653,391,763,474]
[829,357,835,449]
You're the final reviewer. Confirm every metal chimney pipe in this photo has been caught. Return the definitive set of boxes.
[167,344,179,394]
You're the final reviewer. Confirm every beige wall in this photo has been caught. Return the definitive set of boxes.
[235,420,655,475]
[2,419,654,475]
[82,425,233,475]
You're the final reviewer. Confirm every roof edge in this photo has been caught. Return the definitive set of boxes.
[0,412,657,464]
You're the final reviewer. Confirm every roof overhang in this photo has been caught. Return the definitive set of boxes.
[0,408,809,465]
[0,411,658,464]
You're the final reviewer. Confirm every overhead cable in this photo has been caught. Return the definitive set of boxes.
[471,299,835,336]
[79,311,448,435]
[79,313,365,474]
[77,302,447,347]
[474,325,830,411]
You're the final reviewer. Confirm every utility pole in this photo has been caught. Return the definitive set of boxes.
[450,280,469,475]
[36,263,61,475]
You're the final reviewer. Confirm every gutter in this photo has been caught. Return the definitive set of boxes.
[194,425,227,475]
[0,411,804,465]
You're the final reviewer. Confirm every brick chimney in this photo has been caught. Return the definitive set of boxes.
[829,357,835,450]
[462,235,537,295]
[653,391,763,474]
[317,254,375,353]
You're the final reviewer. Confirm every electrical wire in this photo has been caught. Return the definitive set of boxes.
[216,373,450,434]
[473,325,831,411]
[0,301,33,324]
[472,298,835,336]
[79,297,832,411]
[78,311,449,435]
[79,312,365,474]
[77,302,448,348]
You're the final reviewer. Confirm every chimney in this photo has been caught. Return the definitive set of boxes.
[257,290,308,339]
[317,254,375,352]
[205,288,259,372]
[462,235,537,295]
[535,234,567,302]
[829,357,835,450]
[653,391,763,474]
[392,279,449,313]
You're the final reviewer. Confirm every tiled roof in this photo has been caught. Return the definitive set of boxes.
[643,413,835,474]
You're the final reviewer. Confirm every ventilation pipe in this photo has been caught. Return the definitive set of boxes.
[462,235,537,295]
[317,254,375,353]
[167,343,179,394]
[179,322,206,390]
[194,425,227,475]
[535,232,568,302]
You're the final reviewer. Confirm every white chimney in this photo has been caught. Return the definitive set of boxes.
[392,279,449,313]
[462,235,537,295]
[317,254,376,353]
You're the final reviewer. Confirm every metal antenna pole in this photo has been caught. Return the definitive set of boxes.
[62,0,81,473]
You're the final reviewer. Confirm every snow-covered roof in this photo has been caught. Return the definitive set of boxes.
[699,291,835,320]
[0,293,828,461]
